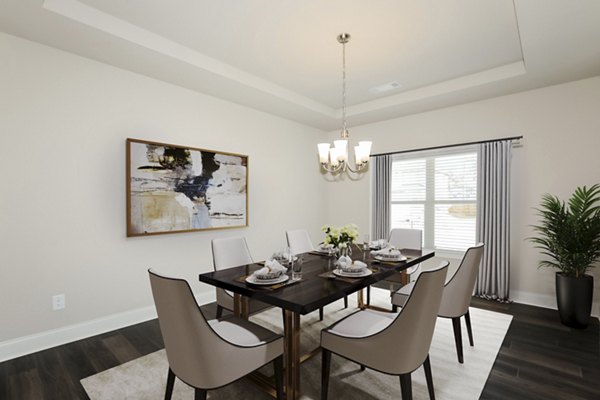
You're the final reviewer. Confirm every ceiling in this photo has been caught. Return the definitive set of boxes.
[1,0,599,130]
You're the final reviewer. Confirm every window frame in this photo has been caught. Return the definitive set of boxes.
[389,145,478,257]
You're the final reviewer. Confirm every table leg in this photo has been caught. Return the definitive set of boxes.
[233,293,249,319]
[400,271,409,286]
[241,296,249,319]
[233,293,241,316]
[283,310,301,400]
[358,287,395,313]
[357,289,366,309]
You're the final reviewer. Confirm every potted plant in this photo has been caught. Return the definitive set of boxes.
[529,184,600,328]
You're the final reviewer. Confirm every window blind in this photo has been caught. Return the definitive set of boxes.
[390,148,477,252]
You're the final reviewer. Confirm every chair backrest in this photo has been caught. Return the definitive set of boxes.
[148,269,232,388]
[286,229,315,255]
[438,243,485,318]
[342,262,448,375]
[388,228,422,250]
[211,236,253,271]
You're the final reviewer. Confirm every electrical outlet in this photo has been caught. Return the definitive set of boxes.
[52,294,65,310]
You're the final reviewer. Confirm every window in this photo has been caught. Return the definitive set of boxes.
[390,147,477,253]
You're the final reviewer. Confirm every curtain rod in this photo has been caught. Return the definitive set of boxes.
[372,135,523,157]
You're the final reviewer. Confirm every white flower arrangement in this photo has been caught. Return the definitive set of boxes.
[321,224,359,249]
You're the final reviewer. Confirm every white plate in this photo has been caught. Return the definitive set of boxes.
[333,268,373,278]
[246,274,290,286]
[374,255,407,262]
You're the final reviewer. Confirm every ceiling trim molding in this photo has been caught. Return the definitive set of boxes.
[346,61,527,116]
[43,0,336,118]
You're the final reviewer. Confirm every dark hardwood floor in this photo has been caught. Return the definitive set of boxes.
[1,300,598,400]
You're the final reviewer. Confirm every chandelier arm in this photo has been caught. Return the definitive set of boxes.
[320,161,346,173]
[345,160,368,174]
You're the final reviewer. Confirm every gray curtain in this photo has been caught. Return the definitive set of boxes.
[475,140,512,302]
[371,154,392,241]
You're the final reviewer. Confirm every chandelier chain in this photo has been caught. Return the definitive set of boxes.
[317,32,371,176]
[342,38,347,136]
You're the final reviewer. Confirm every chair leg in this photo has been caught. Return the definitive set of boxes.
[360,364,366,371]
[344,296,348,309]
[464,311,474,346]
[194,388,207,400]
[399,373,412,400]
[273,355,284,400]
[423,354,435,400]
[366,286,371,305]
[451,317,464,363]
[216,305,223,319]
[164,368,175,400]
[319,307,324,321]
[321,349,331,400]
[392,304,398,313]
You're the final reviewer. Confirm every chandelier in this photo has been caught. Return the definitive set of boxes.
[318,33,372,174]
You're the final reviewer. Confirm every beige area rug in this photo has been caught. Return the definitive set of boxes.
[81,289,512,399]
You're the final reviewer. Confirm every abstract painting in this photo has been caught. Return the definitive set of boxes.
[126,138,248,236]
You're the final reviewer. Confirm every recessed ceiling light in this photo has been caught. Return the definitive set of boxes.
[369,81,403,94]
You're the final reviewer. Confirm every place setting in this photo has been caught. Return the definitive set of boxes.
[311,242,336,256]
[318,254,376,283]
[244,259,289,286]
[369,241,408,264]
[332,255,372,277]
[241,247,303,289]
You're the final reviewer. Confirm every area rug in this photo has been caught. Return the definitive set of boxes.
[81,290,512,399]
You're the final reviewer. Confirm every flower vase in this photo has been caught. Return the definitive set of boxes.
[338,245,352,258]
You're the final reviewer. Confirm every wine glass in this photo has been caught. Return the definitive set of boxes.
[362,234,370,251]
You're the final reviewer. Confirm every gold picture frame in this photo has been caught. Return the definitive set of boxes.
[126,138,248,237]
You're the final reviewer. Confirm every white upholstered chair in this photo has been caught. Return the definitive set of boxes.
[211,236,270,318]
[285,229,348,320]
[321,262,449,400]
[367,228,423,305]
[285,229,315,255]
[388,228,423,250]
[392,242,485,363]
[148,269,284,400]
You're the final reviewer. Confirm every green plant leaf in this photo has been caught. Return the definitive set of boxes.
[528,184,600,277]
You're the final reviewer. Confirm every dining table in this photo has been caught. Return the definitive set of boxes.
[198,244,434,400]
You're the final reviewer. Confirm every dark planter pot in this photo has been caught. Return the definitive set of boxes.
[555,272,594,329]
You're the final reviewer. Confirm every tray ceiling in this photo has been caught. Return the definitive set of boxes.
[1,0,599,130]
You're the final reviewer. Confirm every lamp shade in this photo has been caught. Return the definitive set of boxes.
[318,143,331,163]
[334,139,348,162]
[329,147,340,168]
[358,141,372,162]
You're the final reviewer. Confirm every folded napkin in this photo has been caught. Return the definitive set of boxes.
[265,259,287,273]
[370,239,388,249]
[318,243,334,251]
[338,257,367,272]
[337,255,353,268]
[254,259,287,277]
[376,248,403,259]
[371,246,394,255]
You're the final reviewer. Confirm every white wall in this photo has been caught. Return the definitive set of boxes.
[2,30,599,362]
[323,76,600,317]
[0,33,326,359]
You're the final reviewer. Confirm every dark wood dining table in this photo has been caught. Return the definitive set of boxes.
[199,245,434,400]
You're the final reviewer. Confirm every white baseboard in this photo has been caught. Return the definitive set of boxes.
[510,290,557,311]
[2,288,596,362]
[0,291,215,363]
[510,290,599,318]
